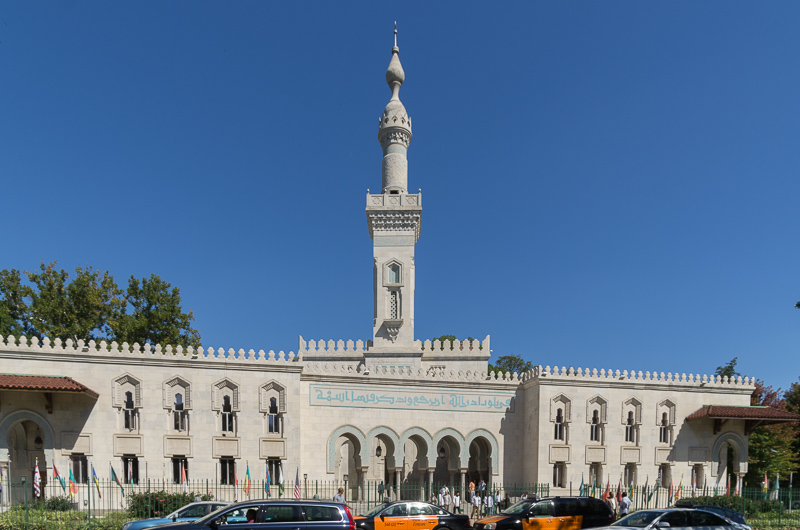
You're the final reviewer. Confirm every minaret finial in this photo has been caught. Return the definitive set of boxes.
[394,21,398,49]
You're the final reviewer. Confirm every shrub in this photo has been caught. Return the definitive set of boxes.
[126,491,209,519]
[44,496,77,512]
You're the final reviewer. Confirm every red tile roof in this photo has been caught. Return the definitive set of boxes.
[687,405,800,421]
[0,374,98,398]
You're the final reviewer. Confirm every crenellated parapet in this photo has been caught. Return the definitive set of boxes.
[1,335,299,365]
[419,335,490,357]
[299,336,369,359]
[518,364,756,389]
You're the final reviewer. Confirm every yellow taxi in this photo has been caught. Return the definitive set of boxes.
[356,501,472,530]
[473,497,614,530]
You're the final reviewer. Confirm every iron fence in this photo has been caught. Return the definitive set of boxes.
[0,477,548,530]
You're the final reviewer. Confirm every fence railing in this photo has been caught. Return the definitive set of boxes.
[0,477,549,530]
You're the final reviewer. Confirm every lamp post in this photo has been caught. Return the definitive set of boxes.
[304,473,308,499]
[344,474,349,501]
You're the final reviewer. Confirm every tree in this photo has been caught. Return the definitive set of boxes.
[489,354,533,376]
[112,274,200,349]
[784,379,800,474]
[744,380,799,485]
[0,262,200,349]
[715,357,740,379]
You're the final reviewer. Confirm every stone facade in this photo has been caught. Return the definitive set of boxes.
[0,31,756,504]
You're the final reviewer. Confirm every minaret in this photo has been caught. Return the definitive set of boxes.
[366,24,422,352]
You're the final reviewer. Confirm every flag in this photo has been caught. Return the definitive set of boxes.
[265,465,271,496]
[294,468,301,499]
[726,475,731,496]
[668,480,673,502]
[128,458,134,485]
[0,463,4,496]
[92,464,102,498]
[591,478,597,498]
[53,463,67,493]
[579,474,584,496]
[33,458,41,498]
[181,461,187,494]
[278,463,284,497]
[244,464,252,495]
[602,479,610,501]
[111,466,125,497]
[234,463,239,500]
[675,476,683,501]
[763,473,769,498]
[616,480,622,503]
[69,468,79,497]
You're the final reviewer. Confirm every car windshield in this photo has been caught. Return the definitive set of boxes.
[501,500,534,515]
[361,504,389,518]
[197,504,240,525]
[612,511,662,527]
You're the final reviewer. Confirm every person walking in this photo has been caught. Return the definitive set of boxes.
[471,489,481,520]
[619,492,632,518]
[443,487,453,512]
[453,491,462,514]
[333,487,346,504]
[605,493,617,519]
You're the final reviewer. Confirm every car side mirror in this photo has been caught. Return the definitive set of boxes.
[380,515,385,521]
[656,523,670,528]
[210,517,223,528]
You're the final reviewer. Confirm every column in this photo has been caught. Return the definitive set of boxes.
[427,469,433,502]
[395,469,401,500]
[460,469,466,497]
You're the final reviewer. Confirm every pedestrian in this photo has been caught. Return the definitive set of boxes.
[486,491,494,515]
[619,492,631,518]
[520,492,528,501]
[471,489,481,520]
[468,481,475,503]
[478,479,486,493]
[605,493,617,519]
[334,487,346,504]
[444,487,452,512]
[453,491,462,514]
[439,487,446,507]
[495,491,503,512]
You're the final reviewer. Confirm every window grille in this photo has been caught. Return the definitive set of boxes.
[390,290,398,319]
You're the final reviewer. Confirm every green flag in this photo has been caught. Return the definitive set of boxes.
[111,466,125,496]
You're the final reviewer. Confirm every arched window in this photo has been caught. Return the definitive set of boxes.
[221,396,234,433]
[174,393,187,432]
[554,408,564,441]
[124,391,137,430]
[659,412,670,444]
[388,263,401,284]
[625,411,635,443]
[590,410,601,442]
[268,397,281,434]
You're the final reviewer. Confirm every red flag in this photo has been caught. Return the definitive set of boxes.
[602,479,610,501]
[616,480,622,503]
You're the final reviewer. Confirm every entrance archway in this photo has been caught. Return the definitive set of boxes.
[0,410,54,503]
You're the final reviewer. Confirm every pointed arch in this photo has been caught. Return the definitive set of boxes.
[711,432,748,476]
[465,429,499,474]
[400,427,433,469]
[0,410,55,463]
[433,428,467,468]
[367,426,402,461]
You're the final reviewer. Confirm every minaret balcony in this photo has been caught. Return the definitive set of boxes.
[366,192,421,208]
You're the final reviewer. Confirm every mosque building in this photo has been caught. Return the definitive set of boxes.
[1,30,792,505]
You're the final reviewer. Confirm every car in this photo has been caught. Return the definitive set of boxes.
[605,508,749,530]
[146,498,356,530]
[123,501,230,530]
[355,501,471,530]
[672,500,750,529]
[472,496,614,530]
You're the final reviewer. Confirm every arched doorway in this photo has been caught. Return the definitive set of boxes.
[432,435,461,490]
[467,437,491,486]
[1,412,54,503]
[712,433,746,493]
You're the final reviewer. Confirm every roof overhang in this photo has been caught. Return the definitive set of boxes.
[687,405,800,435]
[0,374,99,399]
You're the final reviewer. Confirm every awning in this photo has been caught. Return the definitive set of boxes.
[687,405,800,435]
[0,374,99,397]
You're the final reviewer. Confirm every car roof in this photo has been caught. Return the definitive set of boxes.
[223,498,347,507]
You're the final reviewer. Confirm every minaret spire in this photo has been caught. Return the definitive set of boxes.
[366,25,422,351]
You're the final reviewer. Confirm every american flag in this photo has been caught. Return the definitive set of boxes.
[294,468,300,499]
[33,459,41,498]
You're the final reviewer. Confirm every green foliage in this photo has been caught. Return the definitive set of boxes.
[785,379,800,462]
[683,495,781,514]
[44,495,78,511]
[126,490,209,519]
[489,354,532,375]
[744,380,800,486]
[715,357,740,379]
[112,275,200,349]
[0,262,200,349]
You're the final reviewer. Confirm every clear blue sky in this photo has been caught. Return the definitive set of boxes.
[2,3,798,392]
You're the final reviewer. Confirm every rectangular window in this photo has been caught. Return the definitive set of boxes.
[659,464,671,488]
[174,410,187,431]
[624,463,636,487]
[552,462,566,488]
[625,424,634,443]
[268,458,281,485]
[589,463,602,489]
[590,424,601,442]
[122,455,139,484]
[222,412,234,433]
[659,425,670,444]
[220,458,235,485]
[71,454,88,484]
[172,457,189,484]
[554,422,564,441]
[124,408,137,430]
[268,414,281,434]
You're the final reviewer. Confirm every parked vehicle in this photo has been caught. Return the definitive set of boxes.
[123,502,229,530]
[473,496,614,530]
[356,501,471,530]
[149,499,355,530]
[605,508,749,530]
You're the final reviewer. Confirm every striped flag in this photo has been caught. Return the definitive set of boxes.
[579,474,584,496]
[53,463,67,493]
[69,468,79,497]
[181,461,188,494]
[244,464,252,495]
[265,465,271,496]
[278,463,284,497]
[92,464,102,498]
[33,459,41,498]
[294,468,300,499]
[234,463,239,500]
[111,465,125,496]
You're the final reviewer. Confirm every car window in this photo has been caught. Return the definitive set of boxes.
[612,511,660,527]
[554,498,579,517]
[179,505,209,518]
[262,505,304,523]
[529,501,553,517]
[383,504,408,517]
[408,503,434,516]
[690,511,730,527]
[219,507,257,524]
[658,511,687,527]
[502,500,534,515]
[305,506,343,522]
